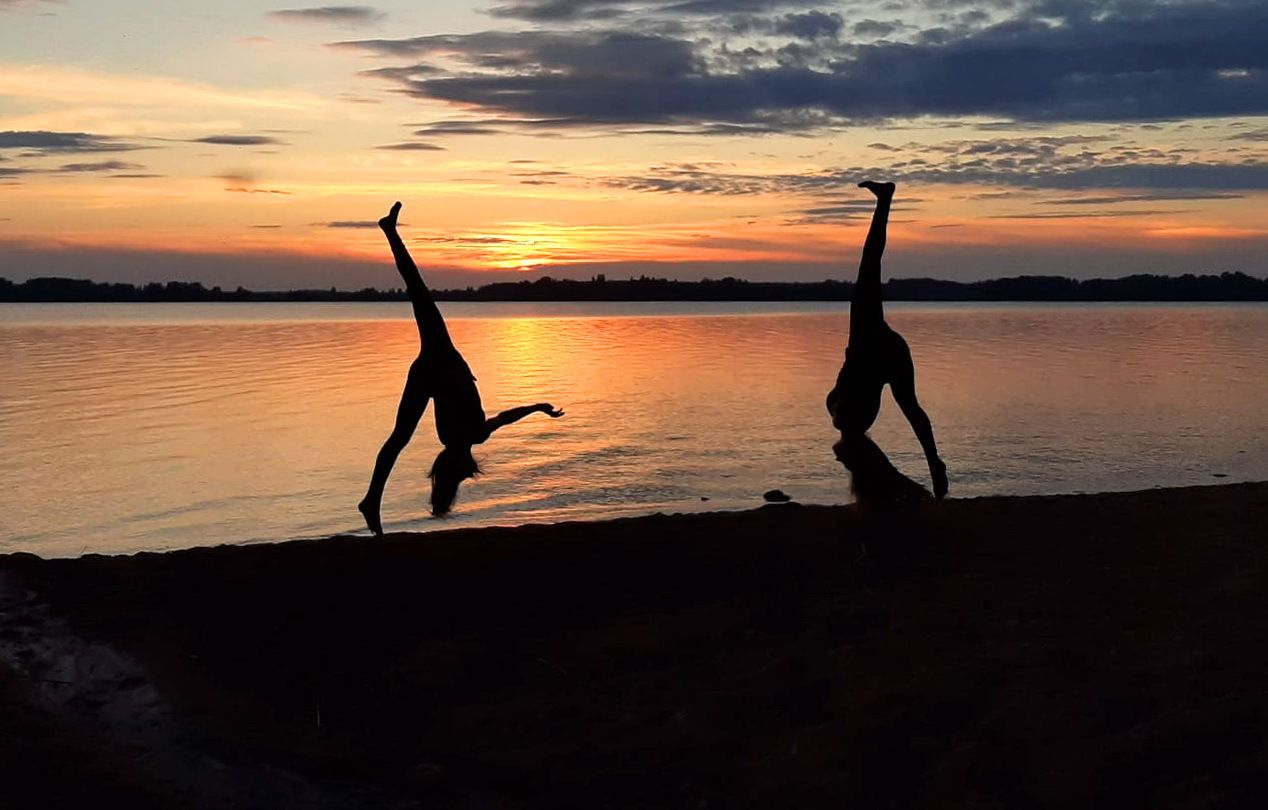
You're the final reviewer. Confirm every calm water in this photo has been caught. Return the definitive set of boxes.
[2,301,1266,557]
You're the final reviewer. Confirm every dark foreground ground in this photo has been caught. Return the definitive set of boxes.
[3,483,1267,808]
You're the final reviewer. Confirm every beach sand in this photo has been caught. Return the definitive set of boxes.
[3,482,1267,808]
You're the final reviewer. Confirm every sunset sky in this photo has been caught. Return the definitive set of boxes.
[2,0,1267,289]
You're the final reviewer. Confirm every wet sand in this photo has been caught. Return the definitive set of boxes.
[3,482,1268,808]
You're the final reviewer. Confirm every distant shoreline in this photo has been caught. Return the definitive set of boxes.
[3,272,1268,303]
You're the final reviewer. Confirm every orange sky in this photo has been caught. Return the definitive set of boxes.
[2,1,1267,287]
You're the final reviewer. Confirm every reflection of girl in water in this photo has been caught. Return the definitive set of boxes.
[826,182,948,499]
[358,202,565,533]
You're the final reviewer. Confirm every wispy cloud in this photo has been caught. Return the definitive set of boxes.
[192,134,286,146]
[0,130,146,154]
[1038,193,1246,206]
[269,6,383,26]
[215,170,290,194]
[55,160,146,173]
[485,0,818,22]
[374,141,445,151]
[597,135,1268,202]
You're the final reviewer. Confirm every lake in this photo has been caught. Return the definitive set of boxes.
[2,301,1266,557]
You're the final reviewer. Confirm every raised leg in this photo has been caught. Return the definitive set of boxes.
[358,366,431,534]
[888,339,948,498]
[850,181,894,346]
[380,202,454,353]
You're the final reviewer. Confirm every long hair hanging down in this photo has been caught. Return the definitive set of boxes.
[833,433,930,505]
[428,446,481,515]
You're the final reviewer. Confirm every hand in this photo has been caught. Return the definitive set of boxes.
[539,404,565,418]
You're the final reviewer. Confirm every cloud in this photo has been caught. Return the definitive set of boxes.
[0,130,146,154]
[339,0,1268,132]
[374,141,445,150]
[787,199,897,224]
[322,220,381,228]
[55,160,146,173]
[412,121,509,136]
[268,6,383,26]
[215,170,290,194]
[484,0,818,22]
[192,134,286,146]
[986,210,1178,220]
[1038,193,1246,206]
[599,136,1268,198]
[337,30,700,78]
[772,11,843,40]
[511,169,571,177]
[852,19,903,38]
[605,163,775,195]
[415,235,520,245]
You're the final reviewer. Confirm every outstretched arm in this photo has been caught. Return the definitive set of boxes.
[484,403,564,436]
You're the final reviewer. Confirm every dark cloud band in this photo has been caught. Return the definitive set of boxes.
[340,0,1268,130]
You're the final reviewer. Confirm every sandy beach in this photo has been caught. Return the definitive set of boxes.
[3,482,1267,808]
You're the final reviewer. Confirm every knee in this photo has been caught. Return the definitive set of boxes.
[897,395,928,424]
[381,429,410,452]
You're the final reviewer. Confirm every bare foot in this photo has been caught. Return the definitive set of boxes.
[357,498,383,536]
[858,180,895,199]
[378,201,402,232]
[931,458,948,499]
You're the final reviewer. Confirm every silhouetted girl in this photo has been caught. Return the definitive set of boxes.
[358,202,564,532]
[826,181,948,498]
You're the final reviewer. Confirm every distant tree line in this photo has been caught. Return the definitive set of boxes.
[437,272,1268,302]
[2,272,1267,303]
[0,278,402,302]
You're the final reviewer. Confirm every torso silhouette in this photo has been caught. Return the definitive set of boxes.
[415,347,488,447]
[827,321,911,434]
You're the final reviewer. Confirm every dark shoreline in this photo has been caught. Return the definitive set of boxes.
[4,271,1268,303]
[3,482,1268,807]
